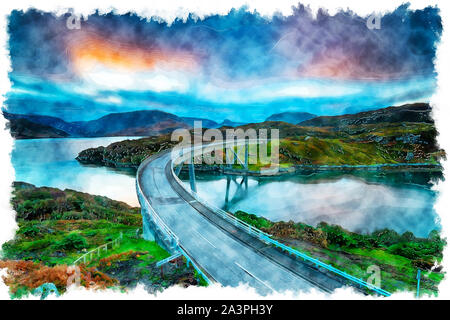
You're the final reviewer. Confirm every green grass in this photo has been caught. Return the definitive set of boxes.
[208,122,441,170]
[1,183,206,298]
[197,123,441,171]
[292,241,439,294]
[281,137,401,166]
[85,236,171,266]
[234,211,273,229]
[1,219,140,265]
[233,210,445,295]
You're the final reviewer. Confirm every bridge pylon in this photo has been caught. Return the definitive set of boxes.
[189,151,197,193]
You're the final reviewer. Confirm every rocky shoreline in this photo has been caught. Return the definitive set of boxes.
[182,162,443,177]
[77,154,443,177]
[76,145,442,176]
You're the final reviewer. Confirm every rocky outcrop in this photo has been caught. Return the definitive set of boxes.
[76,146,106,165]
[298,103,433,127]
[76,136,177,168]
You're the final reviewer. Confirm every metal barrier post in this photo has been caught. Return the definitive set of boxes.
[416,269,421,298]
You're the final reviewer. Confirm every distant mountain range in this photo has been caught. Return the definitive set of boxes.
[3,110,249,139]
[4,112,85,137]
[297,103,432,127]
[265,111,316,124]
[218,119,247,127]
[6,118,70,139]
[2,103,432,139]
[180,117,245,128]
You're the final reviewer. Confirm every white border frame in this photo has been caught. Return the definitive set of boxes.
[0,0,449,300]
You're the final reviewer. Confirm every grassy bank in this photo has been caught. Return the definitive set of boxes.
[0,182,200,298]
[76,121,443,173]
[234,210,445,295]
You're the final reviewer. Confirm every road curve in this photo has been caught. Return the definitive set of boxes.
[137,147,345,295]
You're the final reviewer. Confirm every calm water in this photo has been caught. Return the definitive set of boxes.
[11,138,442,237]
[181,171,442,237]
[12,137,140,206]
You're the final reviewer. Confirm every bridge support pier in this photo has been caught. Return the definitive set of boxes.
[225,176,231,202]
[141,208,156,242]
[189,162,197,192]
[175,163,183,176]
[244,140,249,169]
[188,150,197,192]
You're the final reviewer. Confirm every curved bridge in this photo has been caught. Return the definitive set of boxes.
[136,141,390,296]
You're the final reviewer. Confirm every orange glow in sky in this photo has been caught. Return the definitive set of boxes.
[67,33,198,74]
[299,48,405,81]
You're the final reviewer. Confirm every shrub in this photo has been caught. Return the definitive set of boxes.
[15,199,56,220]
[0,260,117,296]
[23,238,52,251]
[234,211,273,229]
[318,224,357,248]
[22,190,52,201]
[371,229,401,247]
[54,233,87,251]
[388,240,444,262]
[85,230,98,237]
[67,196,84,211]
[15,200,35,219]
[400,231,416,243]
[61,211,88,220]
[18,225,40,237]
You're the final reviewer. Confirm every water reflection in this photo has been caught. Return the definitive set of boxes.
[12,137,140,206]
[181,170,441,237]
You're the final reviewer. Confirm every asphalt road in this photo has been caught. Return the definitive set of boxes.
[137,149,345,295]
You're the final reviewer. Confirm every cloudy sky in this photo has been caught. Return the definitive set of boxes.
[5,4,442,122]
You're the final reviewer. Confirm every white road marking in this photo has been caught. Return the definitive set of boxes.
[194,230,217,249]
[235,262,275,292]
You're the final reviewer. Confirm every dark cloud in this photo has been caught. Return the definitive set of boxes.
[5,5,442,121]
[8,4,442,81]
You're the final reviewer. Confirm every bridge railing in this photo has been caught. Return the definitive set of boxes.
[260,235,391,296]
[73,232,123,265]
[171,140,273,240]
[171,162,272,241]
[170,142,391,297]
[156,252,182,267]
[178,245,214,286]
[137,153,180,247]
[136,152,214,286]
[137,188,180,248]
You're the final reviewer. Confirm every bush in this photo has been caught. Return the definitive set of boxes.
[234,211,273,229]
[21,190,52,201]
[54,233,87,251]
[15,200,35,219]
[18,225,40,237]
[400,231,416,243]
[318,224,357,248]
[23,238,52,251]
[371,229,401,246]
[85,230,98,237]
[67,196,84,211]
[388,240,445,261]
[15,199,56,220]
[0,260,117,296]
[61,211,89,220]
[388,243,421,260]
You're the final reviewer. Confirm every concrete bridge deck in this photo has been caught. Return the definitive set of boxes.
[137,148,347,295]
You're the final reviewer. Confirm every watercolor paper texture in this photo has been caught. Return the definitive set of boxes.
[0,2,446,299]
